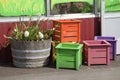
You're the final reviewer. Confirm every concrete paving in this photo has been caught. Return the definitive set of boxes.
[0,56,120,80]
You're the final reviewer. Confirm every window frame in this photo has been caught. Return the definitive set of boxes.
[45,0,98,16]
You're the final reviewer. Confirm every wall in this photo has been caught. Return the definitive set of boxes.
[0,22,14,63]
[102,12,120,54]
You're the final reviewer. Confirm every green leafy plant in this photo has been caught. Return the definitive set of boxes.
[82,3,93,13]
[4,15,55,42]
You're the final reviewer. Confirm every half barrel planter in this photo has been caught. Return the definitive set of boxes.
[55,43,83,70]
[10,38,52,68]
[83,40,111,66]
[94,36,117,60]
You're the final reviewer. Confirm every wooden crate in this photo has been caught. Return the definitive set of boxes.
[94,36,117,60]
[55,43,83,70]
[53,19,81,43]
[83,40,111,66]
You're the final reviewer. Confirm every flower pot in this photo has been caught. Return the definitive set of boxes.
[10,38,52,68]
[83,40,111,66]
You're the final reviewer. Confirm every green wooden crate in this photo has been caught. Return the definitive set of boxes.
[55,43,83,70]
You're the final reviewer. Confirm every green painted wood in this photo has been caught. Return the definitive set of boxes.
[56,43,83,70]
[59,61,75,69]
[59,55,75,61]
[59,50,75,56]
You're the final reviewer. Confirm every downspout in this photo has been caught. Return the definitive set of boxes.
[101,0,105,35]
[94,0,98,16]
[46,0,51,16]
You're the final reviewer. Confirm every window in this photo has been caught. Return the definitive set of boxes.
[0,0,45,16]
[97,0,120,12]
[50,0,94,15]
[105,0,120,12]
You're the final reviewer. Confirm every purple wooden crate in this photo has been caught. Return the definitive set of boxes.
[94,36,117,60]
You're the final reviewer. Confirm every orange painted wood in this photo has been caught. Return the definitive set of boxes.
[53,19,81,43]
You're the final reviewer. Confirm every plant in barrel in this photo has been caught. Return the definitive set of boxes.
[4,15,55,68]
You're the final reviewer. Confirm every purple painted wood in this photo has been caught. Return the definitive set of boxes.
[94,36,117,60]
[83,40,111,66]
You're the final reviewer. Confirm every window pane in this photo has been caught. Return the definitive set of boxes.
[105,0,120,12]
[98,0,120,12]
[0,0,45,16]
[51,0,94,15]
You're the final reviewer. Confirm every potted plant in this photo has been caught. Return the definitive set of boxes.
[4,15,55,68]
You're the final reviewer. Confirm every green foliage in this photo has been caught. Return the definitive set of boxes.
[82,3,93,13]
[10,15,55,41]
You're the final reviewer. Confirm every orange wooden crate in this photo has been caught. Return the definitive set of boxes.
[53,19,81,43]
